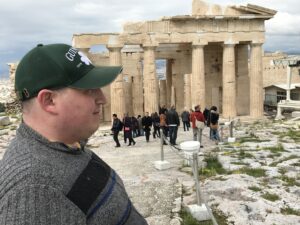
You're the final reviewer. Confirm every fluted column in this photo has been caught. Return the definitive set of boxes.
[222,43,237,118]
[184,74,192,110]
[108,46,126,118]
[159,80,167,107]
[236,44,250,116]
[166,59,173,108]
[191,44,206,108]
[132,61,144,116]
[143,46,158,113]
[250,43,263,117]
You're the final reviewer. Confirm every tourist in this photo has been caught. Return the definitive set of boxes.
[152,112,160,138]
[142,112,152,142]
[0,43,147,224]
[159,110,168,145]
[203,107,210,126]
[190,105,205,147]
[131,115,139,138]
[181,107,190,131]
[137,115,143,136]
[111,113,122,147]
[122,113,128,144]
[166,105,180,145]
[159,105,168,115]
[123,113,136,146]
[209,106,220,142]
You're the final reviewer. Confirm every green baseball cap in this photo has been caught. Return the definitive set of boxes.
[15,43,123,101]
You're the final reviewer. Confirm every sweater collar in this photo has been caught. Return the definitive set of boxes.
[17,122,85,154]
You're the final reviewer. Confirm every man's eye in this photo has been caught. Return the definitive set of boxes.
[86,90,94,95]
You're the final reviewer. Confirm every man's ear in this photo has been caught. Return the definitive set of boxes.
[36,89,58,114]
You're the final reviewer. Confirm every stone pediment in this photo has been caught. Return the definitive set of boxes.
[233,4,277,16]
[191,0,276,18]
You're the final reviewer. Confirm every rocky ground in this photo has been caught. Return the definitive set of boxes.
[0,79,300,225]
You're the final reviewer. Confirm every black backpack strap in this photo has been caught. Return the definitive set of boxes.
[66,152,111,215]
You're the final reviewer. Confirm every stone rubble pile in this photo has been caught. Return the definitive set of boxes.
[195,120,300,225]
[0,79,12,103]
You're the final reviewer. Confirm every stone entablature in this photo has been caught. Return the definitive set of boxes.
[71,0,276,120]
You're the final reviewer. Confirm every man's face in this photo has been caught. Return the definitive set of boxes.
[55,87,106,142]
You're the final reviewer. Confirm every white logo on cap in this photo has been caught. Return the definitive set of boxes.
[65,48,92,66]
[78,51,91,65]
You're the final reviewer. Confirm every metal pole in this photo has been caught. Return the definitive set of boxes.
[199,128,202,146]
[192,153,219,225]
[229,120,233,138]
[286,66,292,101]
[160,128,164,161]
[192,152,201,205]
[220,126,224,142]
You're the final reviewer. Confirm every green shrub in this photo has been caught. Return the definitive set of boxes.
[248,186,261,192]
[261,192,280,202]
[240,168,266,177]
[280,207,300,216]
[199,156,227,178]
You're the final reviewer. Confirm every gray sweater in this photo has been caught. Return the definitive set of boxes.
[0,123,147,225]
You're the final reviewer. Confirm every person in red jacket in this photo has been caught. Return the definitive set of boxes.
[190,105,205,147]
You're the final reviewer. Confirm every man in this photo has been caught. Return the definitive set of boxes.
[0,44,147,225]
[166,105,180,145]
[142,112,152,142]
[181,107,190,131]
[111,113,122,147]
[190,105,205,147]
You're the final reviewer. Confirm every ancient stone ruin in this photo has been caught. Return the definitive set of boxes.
[72,0,277,121]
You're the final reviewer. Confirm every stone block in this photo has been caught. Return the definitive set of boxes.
[154,160,171,170]
[0,116,10,126]
[291,111,300,118]
[228,137,236,143]
[186,204,212,221]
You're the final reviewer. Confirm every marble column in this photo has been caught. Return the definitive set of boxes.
[250,43,263,118]
[159,80,167,107]
[222,43,237,118]
[184,74,192,110]
[132,61,144,116]
[191,44,205,108]
[143,46,158,114]
[236,44,250,116]
[166,59,173,108]
[108,46,126,118]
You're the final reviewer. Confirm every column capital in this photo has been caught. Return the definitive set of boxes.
[250,41,264,46]
[106,45,123,51]
[222,41,238,48]
[192,44,206,49]
[142,44,158,49]
[192,40,208,47]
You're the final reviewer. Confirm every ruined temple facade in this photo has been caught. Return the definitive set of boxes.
[7,0,276,121]
[74,1,277,120]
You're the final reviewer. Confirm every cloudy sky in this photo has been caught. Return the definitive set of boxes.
[0,0,299,78]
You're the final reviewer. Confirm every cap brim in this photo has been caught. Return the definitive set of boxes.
[69,66,123,89]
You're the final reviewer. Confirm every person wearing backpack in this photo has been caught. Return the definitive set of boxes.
[111,113,122,147]
[190,105,205,147]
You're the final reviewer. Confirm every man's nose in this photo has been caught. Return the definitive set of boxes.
[95,88,107,104]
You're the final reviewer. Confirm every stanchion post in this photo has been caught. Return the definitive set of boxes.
[229,120,233,138]
[154,129,170,170]
[220,126,224,142]
[192,152,201,205]
[160,128,164,161]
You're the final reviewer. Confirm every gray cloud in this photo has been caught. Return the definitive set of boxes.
[0,0,299,77]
